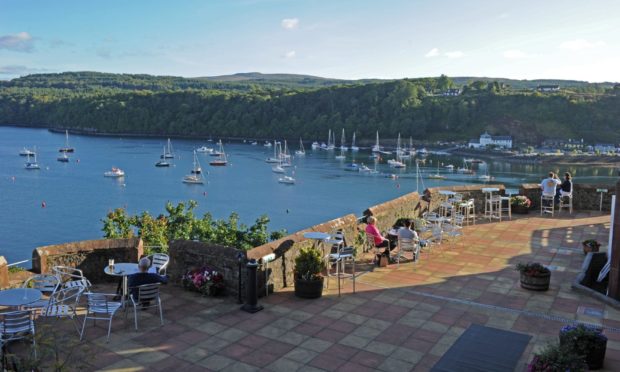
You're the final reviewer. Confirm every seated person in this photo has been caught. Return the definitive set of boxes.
[555,172,572,203]
[540,171,561,205]
[397,219,419,241]
[365,216,391,255]
[127,257,168,302]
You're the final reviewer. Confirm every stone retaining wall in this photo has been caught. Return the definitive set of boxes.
[168,240,246,297]
[363,192,425,231]
[32,238,143,282]
[521,183,615,211]
[0,257,9,289]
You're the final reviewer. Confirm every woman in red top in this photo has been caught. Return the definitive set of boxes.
[365,216,390,254]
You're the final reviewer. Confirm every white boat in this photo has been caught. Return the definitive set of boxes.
[350,132,359,152]
[266,141,280,163]
[445,164,455,170]
[160,139,174,159]
[339,129,348,151]
[155,146,171,167]
[264,141,272,147]
[295,138,306,156]
[320,142,327,150]
[428,161,445,179]
[417,148,428,156]
[189,150,203,174]
[281,140,292,160]
[250,141,258,146]
[182,174,204,184]
[359,162,379,174]
[59,130,75,153]
[457,159,474,174]
[24,150,40,170]
[326,130,335,150]
[196,146,214,154]
[104,167,125,177]
[278,175,295,184]
[478,174,494,182]
[311,141,320,150]
[57,152,70,162]
[209,140,228,166]
[19,147,35,156]
[372,131,380,153]
[389,134,406,168]
[344,162,359,171]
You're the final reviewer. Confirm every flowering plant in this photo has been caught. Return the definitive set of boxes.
[182,266,225,296]
[560,324,607,360]
[515,262,550,277]
[527,343,587,372]
[510,195,532,208]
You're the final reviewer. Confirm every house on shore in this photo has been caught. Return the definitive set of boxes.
[442,88,461,96]
[536,85,560,93]
[469,132,513,149]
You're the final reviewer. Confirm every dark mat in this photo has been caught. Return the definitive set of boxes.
[431,324,532,372]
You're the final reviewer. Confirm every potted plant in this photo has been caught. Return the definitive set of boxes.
[582,239,602,255]
[559,324,607,370]
[515,262,551,291]
[294,246,324,299]
[527,343,587,372]
[182,266,225,296]
[510,195,532,214]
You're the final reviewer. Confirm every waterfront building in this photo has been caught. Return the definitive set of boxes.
[468,132,513,149]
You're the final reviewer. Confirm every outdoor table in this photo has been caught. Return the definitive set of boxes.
[104,263,139,305]
[0,288,42,308]
[426,215,450,227]
[303,232,330,252]
[505,188,519,196]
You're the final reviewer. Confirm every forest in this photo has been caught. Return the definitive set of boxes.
[1,71,619,145]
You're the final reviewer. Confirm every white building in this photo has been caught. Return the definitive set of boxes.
[469,132,513,149]
[536,85,560,93]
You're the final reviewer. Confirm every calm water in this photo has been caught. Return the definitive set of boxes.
[1,126,618,263]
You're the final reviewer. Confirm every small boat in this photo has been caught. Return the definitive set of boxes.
[19,147,35,156]
[278,175,295,184]
[428,161,445,179]
[59,130,75,153]
[24,150,40,170]
[326,129,335,150]
[417,148,428,156]
[339,129,348,151]
[478,174,494,181]
[196,146,214,154]
[358,163,379,174]
[160,139,174,159]
[182,174,204,184]
[388,134,406,168]
[372,131,381,152]
[266,141,281,163]
[57,152,70,162]
[457,159,474,174]
[250,141,258,146]
[445,164,454,170]
[209,140,228,166]
[295,138,305,156]
[351,132,359,152]
[311,141,320,150]
[344,163,359,171]
[264,141,272,147]
[104,167,125,177]
[189,150,203,174]
[155,146,171,167]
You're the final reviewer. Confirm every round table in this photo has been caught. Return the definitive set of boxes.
[104,263,139,304]
[0,288,42,308]
[438,190,457,196]
[303,232,331,241]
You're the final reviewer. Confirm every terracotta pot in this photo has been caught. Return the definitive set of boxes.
[294,277,324,299]
[520,271,550,291]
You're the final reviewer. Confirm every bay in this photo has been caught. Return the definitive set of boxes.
[0,126,617,263]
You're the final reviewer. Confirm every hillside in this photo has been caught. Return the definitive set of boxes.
[0,72,619,145]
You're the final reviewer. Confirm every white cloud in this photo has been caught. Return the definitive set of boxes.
[503,49,528,59]
[281,18,299,30]
[559,38,606,51]
[284,50,296,59]
[444,51,464,59]
[0,65,47,76]
[424,48,439,58]
[0,32,34,52]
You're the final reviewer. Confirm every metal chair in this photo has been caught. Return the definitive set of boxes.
[0,311,36,358]
[80,293,122,342]
[397,237,420,265]
[21,274,60,311]
[326,236,356,296]
[127,283,164,330]
[443,223,464,250]
[147,253,170,275]
[53,266,92,293]
[38,286,84,334]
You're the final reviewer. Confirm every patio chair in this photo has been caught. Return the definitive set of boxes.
[366,232,390,263]
[558,187,573,214]
[541,194,555,216]
[127,283,164,330]
[38,286,84,334]
[52,266,92,293]
[397,237,420,266]
[147,253,170,275]
[326,232,355,296]
[443,223,464,250]
[21,274,60,311]
[0,310,36,358]
[80,293,122,342]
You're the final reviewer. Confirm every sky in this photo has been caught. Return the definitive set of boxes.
[1,0,619,82]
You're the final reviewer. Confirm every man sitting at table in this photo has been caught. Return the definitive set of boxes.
[365,216,391,255]
[397,219,419,241]
[127,257,168,303]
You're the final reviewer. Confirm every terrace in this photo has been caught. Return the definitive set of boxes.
[2,184,619,371]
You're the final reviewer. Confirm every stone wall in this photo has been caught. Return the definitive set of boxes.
[168,240,246,297]
[246,214,359,292]
[363,192,425,231]
[521,183,616,211]
[32,238,143,282]
[0,257,9,289]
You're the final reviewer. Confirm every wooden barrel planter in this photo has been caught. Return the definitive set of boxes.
[520,272,550,291]
[294,277,324,299]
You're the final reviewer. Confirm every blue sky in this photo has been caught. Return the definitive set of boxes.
[1,0,619,81]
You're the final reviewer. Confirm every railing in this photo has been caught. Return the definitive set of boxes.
[7,259,30,267]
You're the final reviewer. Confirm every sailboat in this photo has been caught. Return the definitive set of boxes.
[295,138,305,156]
[57,151,69,162]
[272,143,286,173]
[209,140,228,166]
[155,146,171,167]
[278,175,296,184]
[372,131,381,153]
[24,148,40,170]
[457,159,474,174]
[335,130,346,160]
[478,165,494,181]
[196,145,214,154]
[350,132,359,151]
[19,147,35,156]
[326,129,335,150]
[59,130,75,153]
[311,141,320,150]
[160,139,174,159]
[281,140,292,166]
[265,141,280,163]
[183,151,204,183]
[428,161,446,180]
[388,134,406,168]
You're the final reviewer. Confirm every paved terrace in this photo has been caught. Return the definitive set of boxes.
[33,212,620,371]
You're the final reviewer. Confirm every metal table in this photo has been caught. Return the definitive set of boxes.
[0,288,42,308]
[104,263,139,305]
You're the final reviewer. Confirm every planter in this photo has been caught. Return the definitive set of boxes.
[294,277,324,299]
[520,271,550,291]
[583,243,601,255]
[560,332,607,370]
[512,205,530,214]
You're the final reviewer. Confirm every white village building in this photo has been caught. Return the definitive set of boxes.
[468,132,513,149]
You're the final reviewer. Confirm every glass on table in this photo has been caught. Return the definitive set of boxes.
[109,259,115,271]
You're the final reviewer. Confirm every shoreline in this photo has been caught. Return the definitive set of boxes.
[449,149,620,168]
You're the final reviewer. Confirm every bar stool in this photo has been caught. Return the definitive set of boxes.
[482,188,501,222]
[558,191,573,214]
[500,189,518,220]
[541,194,555,216]
[458,198,476,225]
